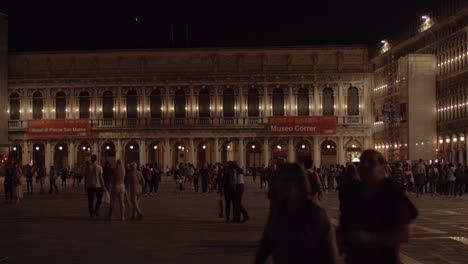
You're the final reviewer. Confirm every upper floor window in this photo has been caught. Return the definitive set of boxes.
[126,90,138,119]
[272,88,284,116]
[55,91,66,119]
[9,93,20,120]
[297,87,309,116]
[102,91,114,119]
[32,92,43,120]
[79,91,90,119]
[248,88,260,117]
[150,89,162,118]
[174,89,186,118]
[198,88,210,118]
[223,88,235,117]
[322,87,334,115]
[347,87,359,116]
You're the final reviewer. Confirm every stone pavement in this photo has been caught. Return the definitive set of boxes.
[1,177,468,264]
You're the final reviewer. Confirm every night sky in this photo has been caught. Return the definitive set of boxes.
[1,0,444,52]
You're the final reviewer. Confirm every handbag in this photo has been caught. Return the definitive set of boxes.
[102,190,111,204]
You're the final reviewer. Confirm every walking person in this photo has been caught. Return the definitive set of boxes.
[13,162,24,204]
[144,164,153,196]
[447,163,456,196]
[60,167,68,187]
[343,150,417,264]
[193,167,200,192]
[126,162,145,220]
[49,166,59,194]
[428,164,439,196]
[200,164,209,193]
[221,161,237,222]
[3,162,13,204]
[151,163,161,194]
[255,163,337,264]
[304,159,322,201]
[38,165,46,194]
[454,164,465,197]
[25,165,33,194]
[414,159,426,198]
[233,164,249,223]
[84,155,106,218]
[102,161,113,191]
[107,160,127,221]
[251,167,257,182]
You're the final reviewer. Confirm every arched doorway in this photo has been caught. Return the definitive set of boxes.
[173,141,189,168]
[221,141,237,164]
[54,143,69,169]
[321,140,337,167]
[246,140,262,168]
[101,141,116,166]
[125,142,140,167]
[346,141,362,163]
[77,142,92,165]
[197,141,213,168]
[32,143,45,168]
[271,140,287,164]
[148,141,164,170]
[295,140,312,165]
[9,144,22,164]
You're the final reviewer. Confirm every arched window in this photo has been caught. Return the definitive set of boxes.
[223,88,235,117]
[272,88,284,116]
[102,91,114,119]
[126,90,138,118]
[322,87,334,115]
[347,87,359,115]
[174,89,186,118]
[248,88,260,117]
[198,88,210,117]
[32,92,43,120]
[297,87,309,116]
[79,91,90,118]
[9,93,20,120]
[55,91,66,119]
[150,89,162,118]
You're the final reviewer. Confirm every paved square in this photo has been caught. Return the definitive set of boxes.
[1,177,468,264]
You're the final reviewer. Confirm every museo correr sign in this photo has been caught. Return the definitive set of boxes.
[268,116,336,135]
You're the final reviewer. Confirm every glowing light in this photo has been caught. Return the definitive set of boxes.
[58,146,63,150]
[326,145,331,149]
[453,138,457,142]
[12,147,16,151]
[35,146,40,151]
[251,145,256,149]
[301,144,306,149]
[277,145,281,150]
[202,145,206,149]
[421,15,428,19]
[130,145,134,150]
[351,144,357,148]
[106,146,110,150]
[82,146,86,150]
[461,137,465,142]
[153,145,158,150]
[227,145,231,150]
[178,145,181,149]
[439,139,443,144]
[446,138,450,143]
[381,40,387,44]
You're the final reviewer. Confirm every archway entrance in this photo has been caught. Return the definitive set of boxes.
[101,141,116,166]
[296,140,312,165]
[9,144,22,164]
[54,143,69,169]
[173,141,189,168]
[221,141,236,164]
[148,141,164,170]
[32,143,45,168]
[77,143,92,165]
[321,140,337,167]
[125,142,140,167]
[271,140,287,165]
[246,140,262,168]
[197,141,213,168]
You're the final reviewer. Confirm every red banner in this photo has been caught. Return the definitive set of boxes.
[268,116,336,135]
[27,119,90,139]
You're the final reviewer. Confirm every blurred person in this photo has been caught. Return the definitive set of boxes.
[102,161,113,190]
[107,160,127,221]
[343,150,417,264]
[200,163,209,193]
[454,164,465,197]
[414,159,426,198]
[126,162,145,220]
[3,162,13,204]
[447,163,456,195]
[233,164,249,223]
[13,162,23,204]
[25,164,33,194]
[221,161,237,222]
[255,163,337,264]
[61,167,68,187]
[49,166,59,194]
[151,163,161,194]
[84,155,106,218]
[304,159,321,201]
[38,165,46,194]
[428,164,439,196]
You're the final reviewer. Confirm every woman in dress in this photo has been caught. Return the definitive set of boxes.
[126,162,145,220]
[107,160,127,221]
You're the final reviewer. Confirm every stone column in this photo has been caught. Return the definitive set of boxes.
[0,13,8,153]
[263,138,270,166]
[45,141,52,175]
[465,134,468,165]
[93,141,99,163]
[139,139,146,167]
[313,137,321,168]
[164,138,171,173]
[115,140,122,162]
[337,136,346,165]
[214,137,220,163]
[263,86,269,117]
[314,87,321,115]
[189,138,195,164]
[68,141,75,169]
[239,138,245,170]
[288,137,295,162]
[288,85,295,116]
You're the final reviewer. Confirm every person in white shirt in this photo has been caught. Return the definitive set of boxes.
[84,155,106,218]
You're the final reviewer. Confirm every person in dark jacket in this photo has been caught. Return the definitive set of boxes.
[102,161,113,190]
[3,162,14,203]
[454,164,465,197]
[200,164,209,193]
[221,161,237,222]
[255,163,337,264]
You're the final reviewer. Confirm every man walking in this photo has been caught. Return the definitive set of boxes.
[415,159,427,198]
[84,155,106,218]
[49,166,59,194]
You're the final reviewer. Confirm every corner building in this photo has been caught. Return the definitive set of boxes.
[4,41,373,172]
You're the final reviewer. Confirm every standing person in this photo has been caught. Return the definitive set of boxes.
[126,162,145,220]
[221,161,237,222]
[251,167,257,182]
[389,162,404,191]
[304,159,322,201]
[107,160,127,221]
[260,165,270,189]
[439,164,448,196]
[343,150,417,264]
[200,164,209,193]
[49,166,59,194]
[233,164,249,223]
[428,164,439,196]
[3,162,13,204]
[447,163,456,196]
[414,159,427,198]
[25,165,33,194]
[193,167,200,192]
[84,155,106,218]
[60,167,68,187]
[454,164,465,197]
[102,161,113,191]
[255,163,337,264]
[151,163,161,194]
[38,165,46,194]
[13,162,24,204]
[144,164,153,197]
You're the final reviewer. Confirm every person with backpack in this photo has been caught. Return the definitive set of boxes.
[304,159,321,201]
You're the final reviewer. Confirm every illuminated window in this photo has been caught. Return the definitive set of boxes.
[347,87,359,115]
[198,88,210,118]
[32,91,43,120]
[9,93,20,120]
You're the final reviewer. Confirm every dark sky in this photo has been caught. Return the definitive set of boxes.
[0,0,445,52]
